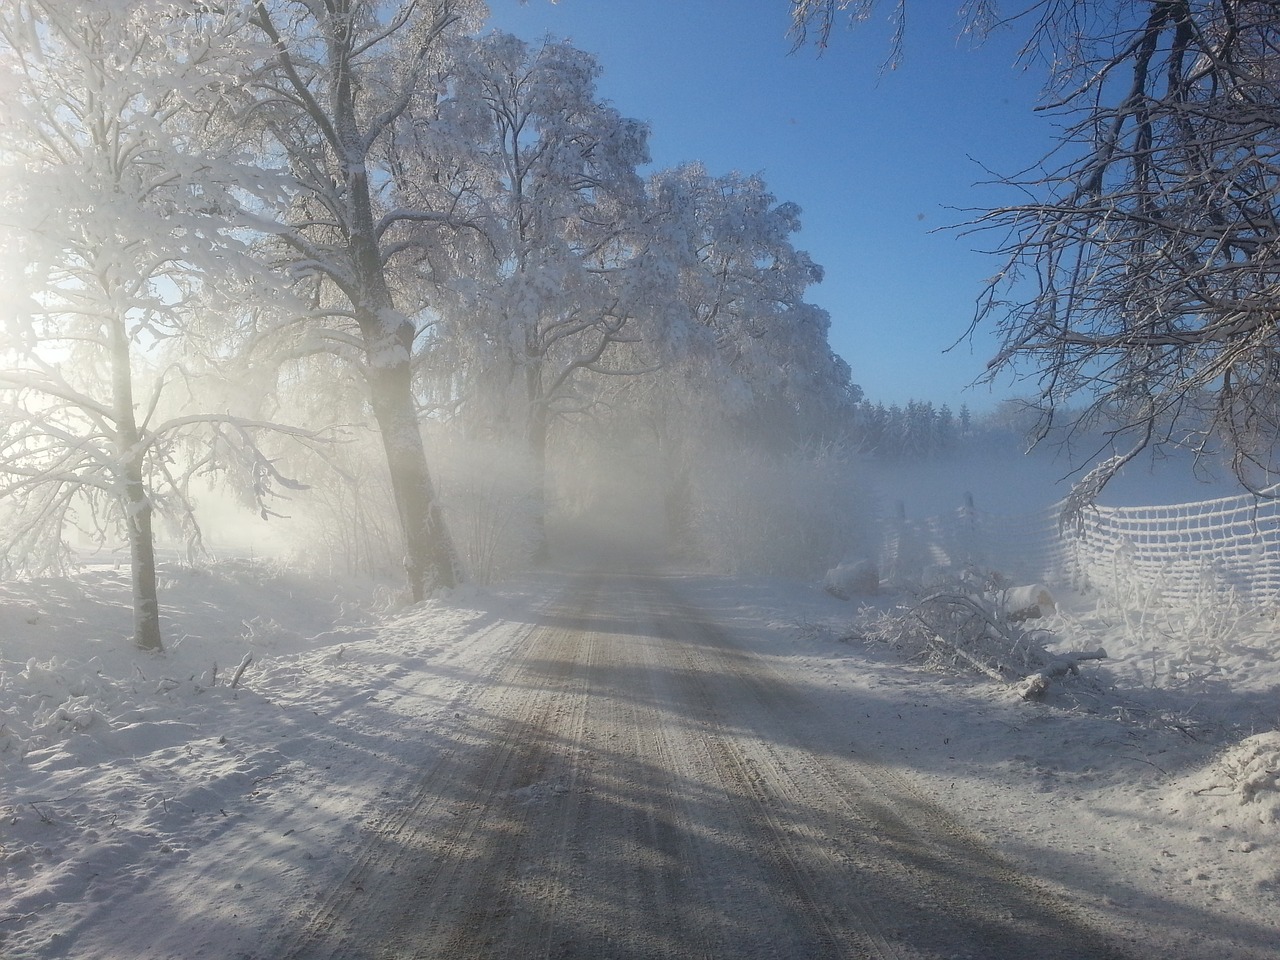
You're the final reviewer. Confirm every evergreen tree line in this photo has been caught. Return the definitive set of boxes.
[848,400,970,460]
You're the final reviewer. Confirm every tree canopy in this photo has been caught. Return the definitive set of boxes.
[1,1,862,626]
[792,0,1280,495]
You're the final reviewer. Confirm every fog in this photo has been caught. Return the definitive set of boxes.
[155,422,874,588]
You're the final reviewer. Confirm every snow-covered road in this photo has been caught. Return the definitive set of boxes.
[278,571,1128,958]
[3,564,1277,958]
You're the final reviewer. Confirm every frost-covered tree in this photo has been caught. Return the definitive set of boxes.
[975,1,1280,494]
[605,163,858,553]
[645,165,854,452]
[792,1,1280,496]
[237,0,485,596]
[428,33,660,554]
[649,163,855,447]
[0,0,302,650]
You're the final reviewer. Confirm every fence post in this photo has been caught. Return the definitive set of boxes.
[885,500,910,585]
[959,492,977,570]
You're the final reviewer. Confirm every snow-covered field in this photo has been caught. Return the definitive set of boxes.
[2,558,1278,959]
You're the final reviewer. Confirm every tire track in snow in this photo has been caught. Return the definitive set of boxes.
[278,571,1136,960]
[644,573,1133,960]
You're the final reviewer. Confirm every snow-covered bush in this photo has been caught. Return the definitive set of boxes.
[1,655,169,765]
[240,616,298,650]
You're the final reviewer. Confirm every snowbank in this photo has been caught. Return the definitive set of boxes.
[1186,732,1280,826]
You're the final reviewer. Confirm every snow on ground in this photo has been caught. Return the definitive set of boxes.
[759,577,1280,959]
[0,561,548,959]
[2,559,1278,959]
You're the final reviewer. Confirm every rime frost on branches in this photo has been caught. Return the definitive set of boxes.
[0,0,314,649]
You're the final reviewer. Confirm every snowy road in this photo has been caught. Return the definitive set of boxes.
[276,571,1129,960]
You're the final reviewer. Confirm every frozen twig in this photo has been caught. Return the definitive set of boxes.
[927,633,1007,683]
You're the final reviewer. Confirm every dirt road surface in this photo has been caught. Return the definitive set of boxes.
[276,572,1132,959]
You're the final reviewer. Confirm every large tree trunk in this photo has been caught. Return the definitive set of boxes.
[363,311,459,599]
[526,361,551,563]
[109,315,162,651]
[245,0,467,601]
[344,124,459,597]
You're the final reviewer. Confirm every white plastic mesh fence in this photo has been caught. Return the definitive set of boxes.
[881,490,1280,608]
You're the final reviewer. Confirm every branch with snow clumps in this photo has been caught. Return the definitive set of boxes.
[857,581,1107,699]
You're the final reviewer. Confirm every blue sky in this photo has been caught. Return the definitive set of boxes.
[485,1,1055,412]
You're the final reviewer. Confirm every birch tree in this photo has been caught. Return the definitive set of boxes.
[0,0,298,650]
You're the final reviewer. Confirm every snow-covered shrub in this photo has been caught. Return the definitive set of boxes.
[1091,561,1262,691]
[1,656,131,764]
[240,616,297,650]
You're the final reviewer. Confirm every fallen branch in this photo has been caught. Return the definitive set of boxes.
[927,633,1007,683]
[863,584,1109,696]
[1016,649,1109,701]
[1043,648,1108,676]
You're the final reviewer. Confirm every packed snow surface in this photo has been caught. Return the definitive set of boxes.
[1,560,1277,958]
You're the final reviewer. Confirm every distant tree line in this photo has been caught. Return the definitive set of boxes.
[849,400,967,460]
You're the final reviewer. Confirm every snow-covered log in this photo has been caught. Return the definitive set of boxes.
[1016,648,1108,700]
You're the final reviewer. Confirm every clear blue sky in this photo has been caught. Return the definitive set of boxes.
[485,0,1054,412]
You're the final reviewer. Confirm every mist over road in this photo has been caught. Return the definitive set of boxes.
[280,571,1130,960]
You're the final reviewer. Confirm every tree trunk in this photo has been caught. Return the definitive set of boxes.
[526,362,550,564]
[109,315,162,651]
[123,469,163,652]
[340,94,460,598]
[363,314,459,599]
